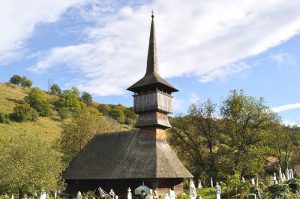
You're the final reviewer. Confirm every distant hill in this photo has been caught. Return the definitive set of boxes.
[0,82,136,143]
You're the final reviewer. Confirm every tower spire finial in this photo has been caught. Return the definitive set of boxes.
[145,10,158,76]
[151,10,154,18]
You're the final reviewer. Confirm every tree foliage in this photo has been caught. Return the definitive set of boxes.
[0,133,61,196]
[169,99,220,180]
[81,91,93,106]
[170,90,287,182]
[20,77,32,88]
[50,84,62,95]
[55,89,82,115]
[9,75,22,85]
[220,90,280,176]
[9,75,32,88]
[60,111,110,166]
[9,103,38,122]
[25,88,51,116]
[98,104,137,125]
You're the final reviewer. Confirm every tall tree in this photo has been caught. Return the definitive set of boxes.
[169,99,220,179]
[220,90,279,176]
[0,133,61,197]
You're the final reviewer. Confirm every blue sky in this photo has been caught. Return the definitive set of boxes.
[1,0,300,125]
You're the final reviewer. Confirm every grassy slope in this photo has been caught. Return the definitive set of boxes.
[0,83,62,142]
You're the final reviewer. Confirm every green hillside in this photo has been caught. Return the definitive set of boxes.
[0,82,135,143]
[0,83,62,142]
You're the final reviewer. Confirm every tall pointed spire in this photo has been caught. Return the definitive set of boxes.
[145,11,159,76]
[127,12,178,93]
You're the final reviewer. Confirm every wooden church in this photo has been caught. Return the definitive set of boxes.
[63,13,193,197]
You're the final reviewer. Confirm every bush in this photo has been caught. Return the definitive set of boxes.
[25,88,51,116]
[266,184,289,198]
[9,103,38,122]
[98,104,111,115]
[0,112,10,123]
[58,107,72,120]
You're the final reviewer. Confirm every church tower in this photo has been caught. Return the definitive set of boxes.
[63,13,192,198]
[128,13,177,143]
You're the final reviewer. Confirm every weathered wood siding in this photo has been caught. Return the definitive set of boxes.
[134,91,172,113]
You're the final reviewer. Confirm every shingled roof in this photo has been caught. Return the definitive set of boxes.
[63,131,193,179]
[127,14,178,93]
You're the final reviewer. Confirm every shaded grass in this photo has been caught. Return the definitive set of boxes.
[0,83,28,114]
[0,117,62,143]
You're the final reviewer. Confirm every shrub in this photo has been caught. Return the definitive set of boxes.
[0,112,10,123]
[266,184,289,198]
[25,88,51,116]
[9,103,38,122]
[98,104,111,115]
[58,107,72,120]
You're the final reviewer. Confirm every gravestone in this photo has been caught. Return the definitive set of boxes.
[216,182,221,199]
[210,177,214,188]
[76,191,82,199]
[40,191,46,199]
[251,178,255,186]
[109,189,115,199]
[197,179,203,189]
[127,187,132,199]
[279,165,283,181]
[169,189,175,199]
[189,180,197,199]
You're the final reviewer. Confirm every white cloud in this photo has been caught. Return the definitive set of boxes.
[0,0,85,63]
[272,103,300,113]
[30,0,300,96]
[269,51,295,67]
[282,120,300,127]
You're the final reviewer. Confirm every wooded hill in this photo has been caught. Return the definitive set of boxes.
[0,82,136,143]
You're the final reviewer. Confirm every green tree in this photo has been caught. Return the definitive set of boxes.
[81,91,93,106]
[98,104,112,115]
[220,90,280,176]
[25,88,51,116]
[20,76,32,88]
[56,89,82,114]
[9,75,22,85]
[71,86,80,97]
[169,100,220,180]
[9,103,38,122]
[123,107,137,125]
[268,125,294,171]
[60,112,110,165]
[109,106,125,123]
[0,133,61,197]
[50,84,62,95]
